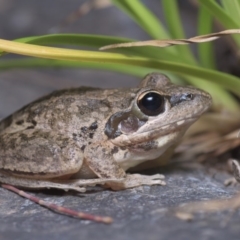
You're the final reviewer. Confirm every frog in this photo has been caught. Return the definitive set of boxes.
[0,73,212,192]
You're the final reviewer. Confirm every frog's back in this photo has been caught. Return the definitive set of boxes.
[0,86,136,136]
[0,87,102,133]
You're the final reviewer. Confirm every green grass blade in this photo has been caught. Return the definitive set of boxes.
[161,0,196,63]
[198,0,239,28]
[111,0,184,56]
[197,6,215,69]
[0,58,155,77]
[161,0,184,39]
[1,57,236,110]
[111,0,169,39]
[221,0,240,19]
[0,58,183,84]
[1,57,237,110]
[0,39,240,102]
[16,34,131,47]
[198,0,240,46]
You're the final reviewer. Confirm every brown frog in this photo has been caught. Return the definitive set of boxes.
[0,73,212,192]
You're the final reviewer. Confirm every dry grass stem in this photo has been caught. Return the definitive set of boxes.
[100,29,240,50]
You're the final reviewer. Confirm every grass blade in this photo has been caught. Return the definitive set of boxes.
[0,39,240,104]
[198,0,240,46]
[0,34,185,64]
[111,0,169,39]
[161,0,196,63]
[221,0,240,20]
[0,58,157,78]
[198,0,239,28]
[197,6,215,68]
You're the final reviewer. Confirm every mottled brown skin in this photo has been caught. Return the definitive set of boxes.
[0,73,212,191]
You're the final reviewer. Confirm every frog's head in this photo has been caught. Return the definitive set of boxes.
[105,73,212,149]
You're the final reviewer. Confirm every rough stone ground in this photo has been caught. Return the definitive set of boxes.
[0,1,240,239]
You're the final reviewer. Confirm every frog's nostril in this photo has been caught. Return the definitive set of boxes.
[180,93,193,101]
[170,93,194,106]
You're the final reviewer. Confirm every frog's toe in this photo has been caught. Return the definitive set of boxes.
[150,179,166,186]
[142,174,166,185]
[149,173,165,180]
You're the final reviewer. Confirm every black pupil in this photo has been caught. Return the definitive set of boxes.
[138,92,164,116]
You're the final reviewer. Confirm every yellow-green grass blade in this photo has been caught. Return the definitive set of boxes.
[0,34,188,64]
[0,39,239,111]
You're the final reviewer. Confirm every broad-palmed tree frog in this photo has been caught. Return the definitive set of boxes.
[0,73,212,192]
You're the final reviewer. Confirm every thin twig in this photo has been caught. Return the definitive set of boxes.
[2,184,113,224]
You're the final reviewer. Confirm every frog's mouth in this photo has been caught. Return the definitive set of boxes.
[111,116,198,146]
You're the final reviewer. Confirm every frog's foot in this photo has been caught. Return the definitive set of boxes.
[63,174,165,191]
[224,160,240,186]
[224,177,238,186]
[57,178,125,188]
[232,160,240,183]
[106,173,166,190]
[0,172,86,192]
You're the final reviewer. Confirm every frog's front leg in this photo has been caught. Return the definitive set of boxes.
[84,143,166,190]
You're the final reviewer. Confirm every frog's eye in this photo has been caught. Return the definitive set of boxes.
[137,91,165,116]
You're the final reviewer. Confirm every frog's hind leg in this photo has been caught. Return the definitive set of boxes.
[0,171,125,192]
[0,172,86,192]
[0,129,84,186]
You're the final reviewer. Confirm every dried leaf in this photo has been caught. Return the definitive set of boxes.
[175,160,240,221]
[175,111,240,162]
[175,212,193,221]
[186,112,240,136]
[176,192,240,216]
[100,29,240,50]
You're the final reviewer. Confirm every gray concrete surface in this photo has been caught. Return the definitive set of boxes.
[0,1,239,240]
